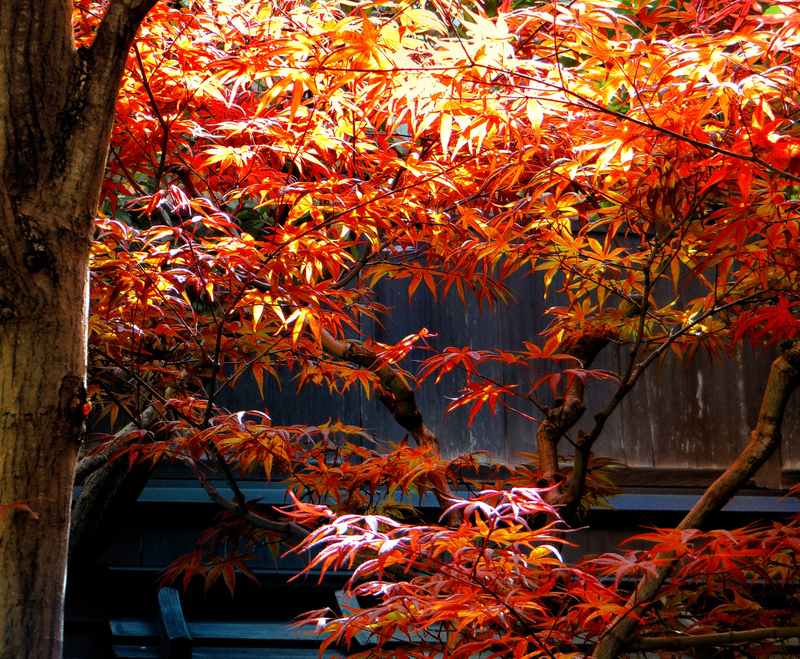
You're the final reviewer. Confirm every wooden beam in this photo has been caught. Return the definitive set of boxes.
[157,588,191,659]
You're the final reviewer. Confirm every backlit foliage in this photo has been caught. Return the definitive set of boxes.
[72,0,800,655]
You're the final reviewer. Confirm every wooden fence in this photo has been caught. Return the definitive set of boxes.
[216,273,800,489]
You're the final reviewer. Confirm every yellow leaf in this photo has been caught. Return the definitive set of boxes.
[670,254,681,296]
[292,308,307,346]
[526,99,544,130]
[253,363,265,399]
[291,78,304,120]
[402,9,447,35]
[440,113,453,157]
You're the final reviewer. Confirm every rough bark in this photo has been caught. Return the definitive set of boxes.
[628,626,800,652]
[594,342,800,659]
[0,2,156,657]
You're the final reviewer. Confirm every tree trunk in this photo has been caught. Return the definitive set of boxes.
[0,2,156,657]
[0,287,89,658]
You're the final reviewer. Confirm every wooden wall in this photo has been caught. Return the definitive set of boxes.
[216,273,800,488]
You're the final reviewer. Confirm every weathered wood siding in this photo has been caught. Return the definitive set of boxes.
[216,274,799,486]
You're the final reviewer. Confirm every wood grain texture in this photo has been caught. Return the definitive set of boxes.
[209,268,794,495]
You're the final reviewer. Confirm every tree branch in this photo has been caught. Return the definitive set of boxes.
[40,0,157,218]
[179,457,310,541]
[557,288,770,518]
[70,405,160,567]
[496,66,800,186]
[319,329,460,515]
[628,626,800,652]
[91,0,160,68]
[319,329,438,450]
[534,298,640,511]
[74,405,157,485]
[594,341,800,659]
[680,342,800,528]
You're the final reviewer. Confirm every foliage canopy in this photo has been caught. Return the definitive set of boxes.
[55,0,800,656]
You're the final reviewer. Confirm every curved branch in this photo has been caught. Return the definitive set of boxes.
[556,289,770,517]
[91,0,160,70]
[319,329,460,516]
[74,405,157,485]
[332,238,373,290]
[320,329,438,450]
[75,0,159,191]
[594,341,800,659]
[70,405,159,567]
[535,297,640,507]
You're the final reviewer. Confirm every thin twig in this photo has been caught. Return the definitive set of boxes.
[179,457,310,540]
[133,42,171,188]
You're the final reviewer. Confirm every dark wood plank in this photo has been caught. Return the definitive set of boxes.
[362,277,492,457]
[780,394,800,471]
[157,588,191,659]
[187,621,316,646]
[214,364,362,432]
[191,650,341,658]
[112,618,326,646]
[783,469,800,485]
[113,645,343,659]
[493,268,538,460]
[581,345,627,464]
[612,467,734,488]
[109,618,160,642]
[111,646,162,659]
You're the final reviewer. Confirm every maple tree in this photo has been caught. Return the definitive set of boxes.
[83,0,800,655]
[3,0,800,656]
